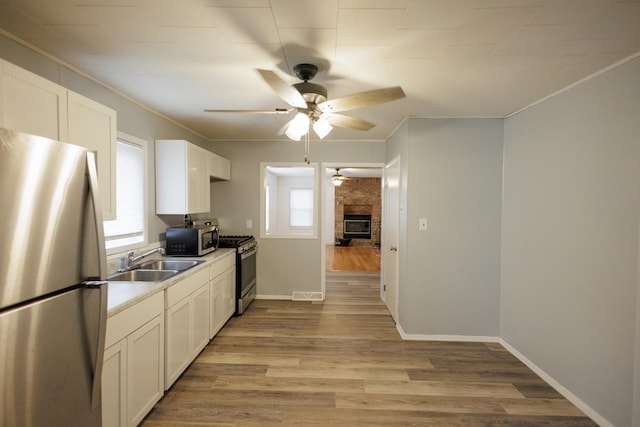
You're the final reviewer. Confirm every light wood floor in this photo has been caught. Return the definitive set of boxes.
[326,245,381,272]
[142,273,596,426]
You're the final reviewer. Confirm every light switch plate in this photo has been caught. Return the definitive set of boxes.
[246,219,253,228]
[419,218,428,231]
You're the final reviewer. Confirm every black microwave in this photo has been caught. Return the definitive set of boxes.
[165,224,219,256]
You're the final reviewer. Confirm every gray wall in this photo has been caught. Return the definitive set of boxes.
[208,139,386,297]
[501,56,640,426]
[389,118,504,336]
[0,34,210,246]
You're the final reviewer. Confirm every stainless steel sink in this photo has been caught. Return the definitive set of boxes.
[137,259,202,271]
[108,269,179,282]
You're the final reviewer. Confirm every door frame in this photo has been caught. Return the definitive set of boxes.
[320,162,385,298]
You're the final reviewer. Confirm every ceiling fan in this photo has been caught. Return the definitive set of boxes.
[331,168,348,186]
[204,63,406,140]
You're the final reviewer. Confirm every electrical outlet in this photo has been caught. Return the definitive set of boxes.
[419,218,428,231]
[246,219,253,229]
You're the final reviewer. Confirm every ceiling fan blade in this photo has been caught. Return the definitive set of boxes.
[325,114,375,131]
[204,108,292,114]
[257,69,308,109]
[318,86,405,113]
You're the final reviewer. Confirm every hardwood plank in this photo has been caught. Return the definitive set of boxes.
[363,380,525,399]
[211,375,366,394]
[336,393,508,414]
[500,398,587,417]
[326,245,380,272]
[142,273,597,426]
[266,365,411,381]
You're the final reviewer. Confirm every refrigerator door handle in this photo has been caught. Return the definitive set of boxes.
[86,151,107,280]
[87,148,109,410]
[85,280,108,410]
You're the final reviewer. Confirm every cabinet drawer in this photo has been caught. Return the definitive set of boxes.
[165,267,209,308]
[106,292,163,348]
[209,252,235,279]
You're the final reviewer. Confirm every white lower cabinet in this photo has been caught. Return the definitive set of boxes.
[103,253,238,425]
[209,252,236,338]
[102,292,164,427]
[103,341,126,427]
[164,267,210,389]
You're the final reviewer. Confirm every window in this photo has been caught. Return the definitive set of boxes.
[260,162,318,238]
[290,189,313,227]
[103,133,147,252]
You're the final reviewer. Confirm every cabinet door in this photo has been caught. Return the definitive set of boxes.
[210,273,225,338]
[207,151,231,180]
[192,284,210,355]
[186,143,210,213]
[68,91,117,220]
[165,298,191,389]
[128,314,164,426]
[224,266,237,321]
[0,60,67,141]
[102,341,127,427]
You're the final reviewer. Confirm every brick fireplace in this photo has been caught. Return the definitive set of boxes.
[334,177,381,247]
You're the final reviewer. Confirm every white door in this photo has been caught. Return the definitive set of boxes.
[383,157,400,321]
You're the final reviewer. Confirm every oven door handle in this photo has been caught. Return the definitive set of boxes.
[240,247,257,260]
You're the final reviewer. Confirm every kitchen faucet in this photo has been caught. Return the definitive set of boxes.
[121,247,165,271]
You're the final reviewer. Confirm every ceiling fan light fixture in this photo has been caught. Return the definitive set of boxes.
[312,116,333,139]
[331,168,344,186]
[286,112,310,141]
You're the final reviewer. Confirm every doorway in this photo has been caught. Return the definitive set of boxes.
[322,164,383,276]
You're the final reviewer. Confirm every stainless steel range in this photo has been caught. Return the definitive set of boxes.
[218,235,257,315]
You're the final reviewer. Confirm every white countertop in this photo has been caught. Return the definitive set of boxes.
[106,248,235,317]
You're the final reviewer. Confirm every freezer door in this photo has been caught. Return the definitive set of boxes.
[0,128,105,310]
[0,285,105,427]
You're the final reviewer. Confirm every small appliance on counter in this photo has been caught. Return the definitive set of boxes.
[165,218,219,256]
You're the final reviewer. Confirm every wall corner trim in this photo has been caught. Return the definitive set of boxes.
[499,339,613,427]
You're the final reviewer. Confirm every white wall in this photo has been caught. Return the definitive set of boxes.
[392,119,504,337]
[501,56,640,427]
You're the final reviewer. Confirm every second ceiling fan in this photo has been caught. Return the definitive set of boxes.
[205,63,406,140]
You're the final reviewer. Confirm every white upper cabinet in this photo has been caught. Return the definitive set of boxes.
[67,91,117,220]
[0,60,68,141]
[156,139,220,215]
[0,60,117,220]
[207,151,231,180]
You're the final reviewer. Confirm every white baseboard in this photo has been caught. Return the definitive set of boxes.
[255,294,291,300]
[396,324,500,343]
[499,339,612,427]
[256,293,326,301]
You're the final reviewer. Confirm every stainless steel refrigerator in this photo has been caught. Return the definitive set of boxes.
[0,127,108,426]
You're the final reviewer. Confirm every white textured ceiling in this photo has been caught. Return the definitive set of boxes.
[1,0,639,141]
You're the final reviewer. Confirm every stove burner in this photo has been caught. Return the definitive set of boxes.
[218,235,254,248]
